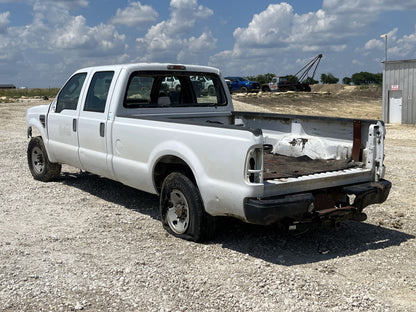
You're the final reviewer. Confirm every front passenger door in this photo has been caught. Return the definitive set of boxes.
[47,72,87,168]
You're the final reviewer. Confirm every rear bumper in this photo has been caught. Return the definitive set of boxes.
[244,179,392,225]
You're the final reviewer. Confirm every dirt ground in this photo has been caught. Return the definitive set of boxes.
[233,84,383,119]
[1,88,415,311]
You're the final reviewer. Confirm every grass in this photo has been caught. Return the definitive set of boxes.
[0,88,60,100]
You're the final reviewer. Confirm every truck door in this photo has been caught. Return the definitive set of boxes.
[77,71,116,178]
[47,72,88,168]
[270,77,278,91]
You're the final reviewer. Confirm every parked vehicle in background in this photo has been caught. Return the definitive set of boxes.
[225,79,232,93]
[224,76,260,93]
[262,54,322,92]
[191,76,215,96]
[262,76,312,92]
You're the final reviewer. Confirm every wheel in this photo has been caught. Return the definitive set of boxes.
[262,86,271,92]
[208,85,216,96]
[239,86,248,93]
[27,136,61,182]
[160,172,215,242]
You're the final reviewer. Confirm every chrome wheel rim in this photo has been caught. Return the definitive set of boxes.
[166,189,189,234]
[31,146,45,174]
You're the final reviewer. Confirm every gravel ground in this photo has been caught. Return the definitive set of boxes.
[1,99,415,311]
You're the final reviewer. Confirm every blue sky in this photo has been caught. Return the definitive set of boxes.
[1,0,416,88]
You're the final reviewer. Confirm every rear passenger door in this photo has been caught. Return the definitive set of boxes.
[77,70,117,178]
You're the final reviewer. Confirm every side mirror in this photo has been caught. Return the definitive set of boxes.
[50,98,57,113]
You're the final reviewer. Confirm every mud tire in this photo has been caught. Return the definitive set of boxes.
[27,136,61,182]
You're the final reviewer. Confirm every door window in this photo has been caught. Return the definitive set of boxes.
[56,73,87,113]
[84,71,114,113]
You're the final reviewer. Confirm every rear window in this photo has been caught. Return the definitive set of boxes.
[123,71,227,108]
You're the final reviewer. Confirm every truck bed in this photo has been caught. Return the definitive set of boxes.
[263,152,358,180]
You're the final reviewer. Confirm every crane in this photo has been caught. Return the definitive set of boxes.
[261,54,323,92]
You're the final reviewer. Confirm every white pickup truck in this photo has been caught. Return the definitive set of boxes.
[26,63,391,242]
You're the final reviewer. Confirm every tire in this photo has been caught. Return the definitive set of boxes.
[208,85,216,96]
[27,136,61,182]
[239,86,248,93]
[160,172,215,242]
[262,86,271,92]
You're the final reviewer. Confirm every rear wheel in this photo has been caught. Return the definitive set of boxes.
[160,172,215,242]
[27,136,61,182]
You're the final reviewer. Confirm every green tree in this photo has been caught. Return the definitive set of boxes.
[304,77,319,85]
[246,73,275,85]
[351,72,382,85]
[320,73,339,84]
[342,77,352,85]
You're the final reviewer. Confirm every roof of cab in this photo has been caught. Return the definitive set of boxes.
[74,63,221,75]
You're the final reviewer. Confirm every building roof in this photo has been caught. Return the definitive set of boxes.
[0,84,16,89]
[382,58,416,64]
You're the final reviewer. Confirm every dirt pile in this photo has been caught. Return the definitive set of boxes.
[310,84,382,99]
[233,85,383,120]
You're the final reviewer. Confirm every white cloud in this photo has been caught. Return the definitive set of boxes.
[233,3,293,48]
[135,0,215,63]
[364,39,384,50]
[324,0,416,12]
[0,0,130,87]
[111,2,158,28]
[169,0,213,33]
[211,0,416,77]
[0,11,10,34]
[188,30,217,53]
[50,15,126,56]
[391,26,416,58]
[362,27,416,59]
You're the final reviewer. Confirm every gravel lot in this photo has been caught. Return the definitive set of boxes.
[1,98,415,311]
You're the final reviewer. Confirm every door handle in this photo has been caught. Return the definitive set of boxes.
[72,119,77,132]
[99,122,105,137]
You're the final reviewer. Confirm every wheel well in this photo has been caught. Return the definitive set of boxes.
[153,155,196,193]
[27,126,42,138]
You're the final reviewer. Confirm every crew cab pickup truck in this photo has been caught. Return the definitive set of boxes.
[26,63,391,242]
[224,76,260,93]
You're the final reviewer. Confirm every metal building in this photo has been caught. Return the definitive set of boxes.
[382,59,416,124]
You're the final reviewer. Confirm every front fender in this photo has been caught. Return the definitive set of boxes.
[26,104,54,161]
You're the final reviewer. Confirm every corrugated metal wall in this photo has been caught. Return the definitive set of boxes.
[382,59,416,124]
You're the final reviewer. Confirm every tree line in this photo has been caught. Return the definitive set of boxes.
[246,71,382,85]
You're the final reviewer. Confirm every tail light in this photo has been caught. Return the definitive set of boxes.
[245,146,263,184]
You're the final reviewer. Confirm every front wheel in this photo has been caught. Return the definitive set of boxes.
[27,136,61,182]
[160,172,215,242]
[239,86,248,93]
